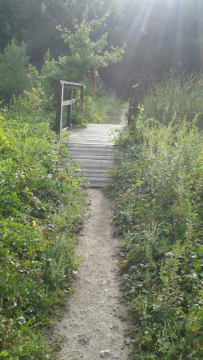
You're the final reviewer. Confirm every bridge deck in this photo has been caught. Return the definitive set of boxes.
[66,124,126,188]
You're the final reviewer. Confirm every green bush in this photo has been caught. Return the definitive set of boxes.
[0,39,31,103]
[0,105,85,358]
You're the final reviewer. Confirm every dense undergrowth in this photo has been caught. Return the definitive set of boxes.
[109,76,203,359]
[64,91,122,128]
[0,103,85,359]
[142,72,203,127]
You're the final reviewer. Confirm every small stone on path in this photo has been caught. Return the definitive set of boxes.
[100,350,111,358]
[99,322,106,327]
[125,339,131,345]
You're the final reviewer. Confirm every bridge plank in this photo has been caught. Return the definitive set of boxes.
[66,124,126,188]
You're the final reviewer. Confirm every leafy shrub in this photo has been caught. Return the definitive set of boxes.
[83,96,103,124]
[0,105,85,358]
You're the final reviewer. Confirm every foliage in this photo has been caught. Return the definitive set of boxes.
[109,90,203,358]
[72,96,102,126]
[0,102,85,358]
[57,6,125,80]
[93,91,122,124]
[19,87,46,115]
[0,0,123,69]
[1,0,203,98]
[0,39,30,103]
[0,0,77,67]
[42,6,126,99]
[70,90,122,126]
[141,72,203,127]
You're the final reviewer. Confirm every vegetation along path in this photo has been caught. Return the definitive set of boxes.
[51,110,133,359]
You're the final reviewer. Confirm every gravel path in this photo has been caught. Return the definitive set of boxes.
[52,189,133,360]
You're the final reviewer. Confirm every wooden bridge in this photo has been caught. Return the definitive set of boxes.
[55,81,132,188]
[67,123,126,188]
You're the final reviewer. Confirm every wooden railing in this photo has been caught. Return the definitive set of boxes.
[55,80,85,137]
[128,83,143,124]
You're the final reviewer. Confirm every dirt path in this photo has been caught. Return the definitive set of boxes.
[51,108,132,359]
[52,189,133,360]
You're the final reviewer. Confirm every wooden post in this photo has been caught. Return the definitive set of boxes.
[56,81,85,137]
[132,84,139,113]
[128,84,140,125]
[66,89,72,127]
[56,81,64,136]
[80,86,84,108]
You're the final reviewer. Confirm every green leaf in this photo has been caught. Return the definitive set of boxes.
[195,263,201,274]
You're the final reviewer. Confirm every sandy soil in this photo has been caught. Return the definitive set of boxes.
[51,189,133,360]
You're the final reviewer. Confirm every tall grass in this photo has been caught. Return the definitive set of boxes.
[142,71,203,127]
[108,73,203,359]
[94,92,122,124]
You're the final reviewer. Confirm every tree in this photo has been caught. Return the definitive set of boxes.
[0,0,75,67]
[58,6,126,95]
[0,0,123,69]
[42,7,126,97]
[0,39,30,103]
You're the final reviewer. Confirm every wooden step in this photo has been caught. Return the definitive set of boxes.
[80,170,111,178]
[66,124,126,188]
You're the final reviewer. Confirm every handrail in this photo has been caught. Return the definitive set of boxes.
[128,83,143,124]
[55,80,85,138]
